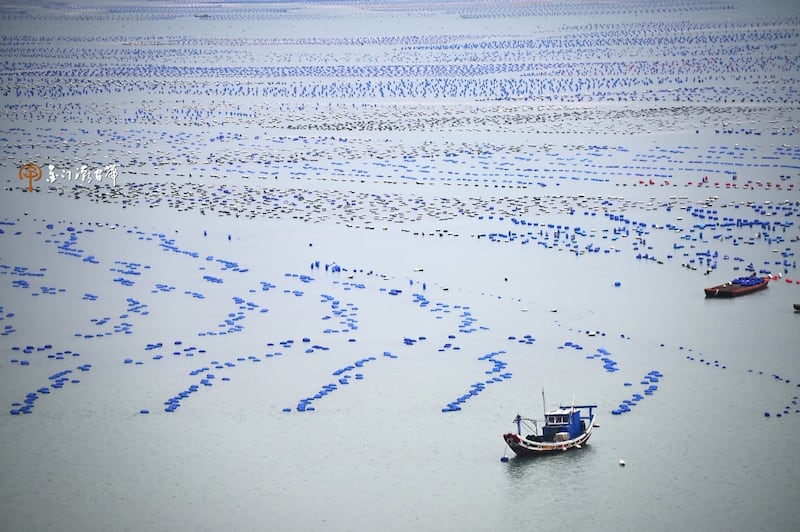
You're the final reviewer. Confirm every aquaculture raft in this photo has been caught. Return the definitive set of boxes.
[503,401,598,457]
[704,276,769,298]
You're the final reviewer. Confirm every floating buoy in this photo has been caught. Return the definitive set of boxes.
[500,456,509,462]
[619,459,626,467]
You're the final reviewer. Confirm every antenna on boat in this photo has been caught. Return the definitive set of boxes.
[541,387,546,419]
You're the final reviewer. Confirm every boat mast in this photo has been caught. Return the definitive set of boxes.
[541,387,546,419]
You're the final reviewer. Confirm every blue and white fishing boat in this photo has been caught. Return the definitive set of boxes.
[503,391,598,457]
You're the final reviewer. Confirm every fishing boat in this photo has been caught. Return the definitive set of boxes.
[503,391,598,457]
[704,275,769,298]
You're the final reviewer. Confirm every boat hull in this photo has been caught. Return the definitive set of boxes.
[503,415,596,457]
[704,277,768,298]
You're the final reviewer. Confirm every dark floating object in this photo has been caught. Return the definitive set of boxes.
[704,275,769,298]
[503,389,598,457]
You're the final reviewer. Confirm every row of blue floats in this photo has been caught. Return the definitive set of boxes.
[613,371,663,416]
[288,355,383,413]
[9,364,92,415]
[442,350,511,412]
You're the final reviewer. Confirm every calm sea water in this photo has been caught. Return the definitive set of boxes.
[2,2,800,531]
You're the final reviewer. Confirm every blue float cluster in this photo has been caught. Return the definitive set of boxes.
[438,334,460,352]
[612,371,662,415]
[508,334,536,345]
[0,305,14,336]
[403,336,426,346]
[34,286,64,296]
[685,352,727,369]
[731,276,764,287]
[763,395,800,418]
[125,297,148,315]
[441,382,486,412]
[559,340,584,351]
[458,309,482,333]
[320,293,359,334]
[585,347,619,373]
[442,350,511,412]
[12,279,29,289]
[301,337,329,354]
[289,356,379,413]
[152,283,175,293]
[481,351,510,377]
[285,272,314,283]
[8,363,90,415]
[752,369,800,418]
[159,235,199,258]
[163,380,204,413]
[110,260,147,277]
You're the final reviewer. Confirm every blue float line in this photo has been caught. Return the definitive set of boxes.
[290,356,379,413]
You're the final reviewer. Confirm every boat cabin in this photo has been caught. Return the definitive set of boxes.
[542,405,596,441]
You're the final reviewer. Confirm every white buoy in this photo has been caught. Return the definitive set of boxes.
[619,459,626,467]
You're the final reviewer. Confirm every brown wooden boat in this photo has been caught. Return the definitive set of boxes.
[704,275,769,298]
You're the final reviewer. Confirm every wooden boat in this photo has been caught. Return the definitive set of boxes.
[503,391,598,457]
[704,275,769,298]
